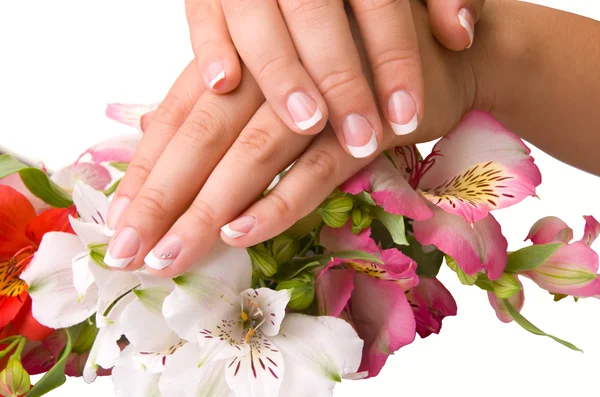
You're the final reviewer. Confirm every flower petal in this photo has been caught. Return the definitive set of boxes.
[315,268,355,317]
[523,242,600,297]
[241,288,291,337]
[112,346,163,397]
[0,185,36,258]
[271,314,363,395]
[19,232,97,328]
[77,134,142,165]
[387,145,422,188]
[488,277,525,323]
[0,174,48,214]
[159,343,234,397]
[51,163,112,192]
[106,103,158,130]
[406,278,457,338]
[0,292,27,329]
[72,181,110,226]
[340,156,433,220]
[526,216,574,245]
[69,216,109,247]
[581,215,600,247]
[350,273,415,377]
[418,110,541,190]
[414,205,508,280]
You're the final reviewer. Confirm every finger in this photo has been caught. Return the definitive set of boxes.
[144,104,312,276]
[185,0,242,93]
[278,0,383,158]
[349,0,424,137]
[104,68,264,271]
[222,127,375,247]
[106,60,204,234]
[140,110,156,132]
[221,0,329,135]
[426,0,486,51]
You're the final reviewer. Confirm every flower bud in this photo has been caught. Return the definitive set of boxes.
[248,244,278,278]
[277,273,315,311]
[492,273,523,299]
[320,196,354,228]
[351,207,372,234]
[271,235,299,265]
[0,358,31,397]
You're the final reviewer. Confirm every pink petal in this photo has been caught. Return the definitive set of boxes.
[581,215,600,247]
[487,277,525,323]
[420,161,537,223]
[315,268,355,317]
[105,103,158,130]
[526,216,574,245]
[419,111,542,190]
[51,163,112,191]
[77,134,142,164]
[523,242,600,297]
[406,278,457,338]
[320,223,379,254]
[413,205,508,280]
[351,273,416,377]
[341,156,433,221]
[387,145,422,189]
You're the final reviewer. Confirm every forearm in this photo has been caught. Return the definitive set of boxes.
[473,0,600,175]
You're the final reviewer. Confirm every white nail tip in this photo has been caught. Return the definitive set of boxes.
[295,108,323,131]
[209,69,226,89]
[221,224,247,239]
[347,131,378,159]
[144,252,174,270]
[103,225,115,237]
[391,113,419,136]
[458,11,474,48]
[103,251,134,269]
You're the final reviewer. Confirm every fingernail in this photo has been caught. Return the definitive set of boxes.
[104,227,140,268]
[221,215,256,239]
[206,61,226,89]
[388,91,418,136]
[287,92,323,131]
[342,114,378,158]
[144,234,182,270]
[105,196,131,237]
[458,8,474,48]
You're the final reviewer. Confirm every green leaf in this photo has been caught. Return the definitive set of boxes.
[18,168,73,208]
[103,179,121,196]
[503,299,582,352]
[372,208,408,246]
[292,250,383,270]
[0,154,28,179]
[110,162,129,172]
[397,234,444,278]
[27,326,83,397]
[446,256,478,285]
[505,243,562,273]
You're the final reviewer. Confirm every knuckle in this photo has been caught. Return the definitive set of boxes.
[266,190,295,217]
[255,53,296,83]
[353,0,398,13]
[186,0,217,21]
[315,68,363,99]
[125,158,154,185]
[153,92,188,128]
[284,0,330,16]
[370,45,420,78]
[186,199,218,230]
[234,126,280,165]
[134,186,170,221]
[179,105,225,150]
[294,148,337,184]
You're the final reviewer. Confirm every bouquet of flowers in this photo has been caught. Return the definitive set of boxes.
[1,105,598,397]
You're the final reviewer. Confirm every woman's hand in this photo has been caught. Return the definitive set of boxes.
[186,0,485,158]
[103,1,478,276]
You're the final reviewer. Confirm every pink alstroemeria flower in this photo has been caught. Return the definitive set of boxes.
[406,277,458,338]
[520,216,600,298]
[487,277,525,323]
[316,223,420,378]
[341,111,541,280]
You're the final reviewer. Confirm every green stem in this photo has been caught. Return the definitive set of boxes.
[0,339,20,362]
[10,337,27,360]
[298,234,315,257]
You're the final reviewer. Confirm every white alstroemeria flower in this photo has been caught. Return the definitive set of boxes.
[160,244,364,397]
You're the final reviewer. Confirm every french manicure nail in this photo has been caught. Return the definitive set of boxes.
[104,196,131,237]
[287,91,323,130]
[206,61,226,89]
[221,215,256,239]
[144,234,182,270]
[388,91,418,136]
[458,8,475,48]
[342,114,378,158]
[104,227,140,268]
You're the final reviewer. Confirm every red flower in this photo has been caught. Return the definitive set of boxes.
[0,186,76,341]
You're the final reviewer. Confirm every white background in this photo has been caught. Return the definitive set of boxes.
[1,1,599,396]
